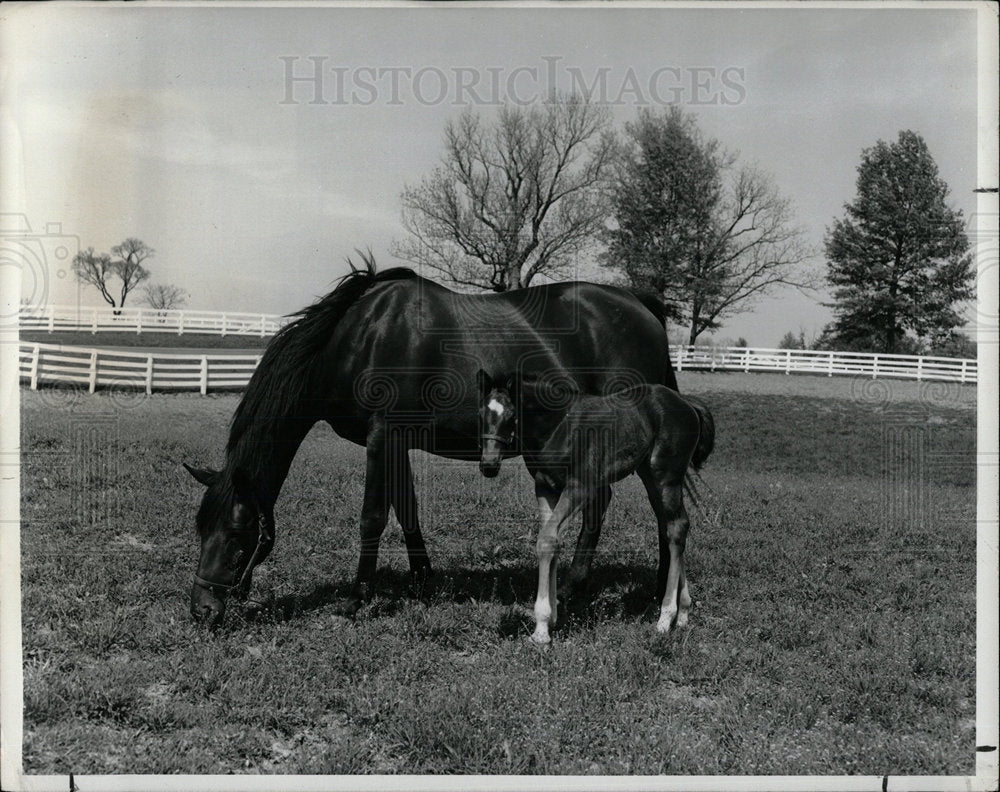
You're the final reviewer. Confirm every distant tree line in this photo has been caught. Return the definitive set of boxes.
[397,97,974,358]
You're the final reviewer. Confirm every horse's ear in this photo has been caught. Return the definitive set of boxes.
[231,466,256,501]
[476,368,493,397]
[183,463,219,488]
[503,372,520,400]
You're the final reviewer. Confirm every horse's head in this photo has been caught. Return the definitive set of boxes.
[476,369,518,478]
[184,463,274,629]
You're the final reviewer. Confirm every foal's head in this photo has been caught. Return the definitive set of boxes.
[476,369,517,478]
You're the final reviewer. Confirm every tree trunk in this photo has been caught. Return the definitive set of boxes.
[688,304,700,345]
[505,262,523,291]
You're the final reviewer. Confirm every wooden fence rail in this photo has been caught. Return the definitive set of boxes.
[17,342,977,396]
[672,346,977,384]
[18,343,262,395]
[19,304,288,337]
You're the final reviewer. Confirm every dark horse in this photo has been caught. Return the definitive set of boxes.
[478,371,715,643]
[185,257,675,628]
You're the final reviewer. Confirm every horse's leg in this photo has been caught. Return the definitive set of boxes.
[385,436,433,599]
[638,466,690,633]
[533,493,571,644]
[535,483,559,626]
[337,417,391,616]
[562,484,612,602]
[676,565,692,629]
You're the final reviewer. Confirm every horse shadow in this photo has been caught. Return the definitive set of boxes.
[247,558,662,639]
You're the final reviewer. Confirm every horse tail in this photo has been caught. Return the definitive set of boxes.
[685,394,715,471]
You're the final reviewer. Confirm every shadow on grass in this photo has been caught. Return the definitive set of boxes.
[242,560,662,636]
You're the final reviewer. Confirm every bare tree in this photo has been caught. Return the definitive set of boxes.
[71,238,153,309]
[110,238,153,308]
[682,167,812,343]
[71,248,118,307]
[394,96,615,291]
[142,283,187,310]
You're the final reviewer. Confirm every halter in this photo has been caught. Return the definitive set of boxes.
[481,431,515,447]
[193,510,274,601]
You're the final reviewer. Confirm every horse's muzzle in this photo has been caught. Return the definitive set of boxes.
[479,458,501,478]
[190,583,225,629]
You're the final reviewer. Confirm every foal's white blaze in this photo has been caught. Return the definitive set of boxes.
[487,398,506,419]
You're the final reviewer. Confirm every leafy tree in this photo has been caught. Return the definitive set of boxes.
[929,331,976,359]
[777,330,807,350]
[603,107,810,344]
[142,283,187,310]
[72,238,153,309]
[823,131,973,354]
[395,96,614,291]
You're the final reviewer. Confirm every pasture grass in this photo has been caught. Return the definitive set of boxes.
[18,375,977,775]
[20,330,270,349]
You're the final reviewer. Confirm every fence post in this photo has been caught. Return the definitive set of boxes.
[91,308,98,334]
[961,359,968,384]
[785,349,791,375]
[146,356,154,395]
[221,314,227,337]
[827,351,834,377]
[675,347,683,372]
[178,312,185,336]
[30,344,40,389]
[744,348,750,373]
[88,350,98,393]
[916,356,923,381]
[137,309,143,335]
[48,310,54,333]
[872,354,879,379]
[260,314,267,337]
[200,356,208,396]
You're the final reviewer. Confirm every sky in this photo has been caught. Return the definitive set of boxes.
[0,2,987,347]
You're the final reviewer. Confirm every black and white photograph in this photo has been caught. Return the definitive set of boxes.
[1,2,996,789]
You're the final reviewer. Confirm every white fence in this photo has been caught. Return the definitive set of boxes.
[17,342,977,396]
[18,343,261,395]
[673,345,977,384]
[19,304,287,337]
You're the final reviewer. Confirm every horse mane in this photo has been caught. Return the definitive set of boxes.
[227,252,417,454]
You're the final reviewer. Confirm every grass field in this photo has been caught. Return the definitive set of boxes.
[18,373,977,775]
[20,330,270,349]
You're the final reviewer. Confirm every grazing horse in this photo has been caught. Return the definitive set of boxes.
[477,371,714,643]
[184,256,675,628]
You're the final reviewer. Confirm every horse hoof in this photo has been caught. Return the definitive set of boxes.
[530,631,551,646]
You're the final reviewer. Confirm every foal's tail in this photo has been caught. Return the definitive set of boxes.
[685,395,715,471]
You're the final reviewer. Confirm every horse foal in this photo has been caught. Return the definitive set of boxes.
[478,372,714,644]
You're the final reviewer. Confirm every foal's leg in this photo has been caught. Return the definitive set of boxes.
[562,485,612,601]
[639,466,690,633]
[384,432,433,598]
[532,492,583,644]
[656,487,690,633]
[535,484,559,625]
